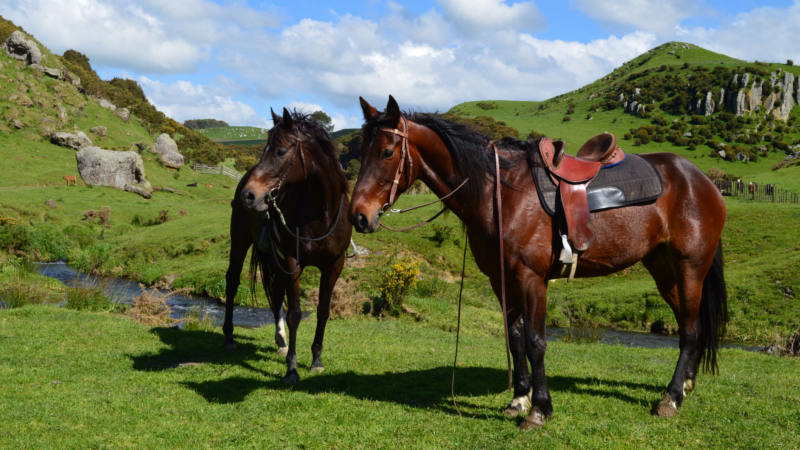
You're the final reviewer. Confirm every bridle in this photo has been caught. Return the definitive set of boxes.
[378,117,414,216]
[264,134,306,211]
[257,131,347,274]
[375,117,469,232]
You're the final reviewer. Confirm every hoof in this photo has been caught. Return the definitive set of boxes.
[518,406,547,431]
[504,394,531,418]
[654,395,679,417]
[683,378,695,392]
[309,364,325,374]
[283,371,300,386]
[276,346,288,357]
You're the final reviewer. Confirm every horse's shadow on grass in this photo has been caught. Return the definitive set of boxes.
[130,328,664,418]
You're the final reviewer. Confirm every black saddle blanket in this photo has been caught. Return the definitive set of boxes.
[530,152,664,216]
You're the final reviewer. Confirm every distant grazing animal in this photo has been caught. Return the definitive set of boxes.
[63,175,77,186]
[204,183,215,188]
[349,96,727,429]
[224,108,352,385]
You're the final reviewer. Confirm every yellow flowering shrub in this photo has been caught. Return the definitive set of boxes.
[378,259,420,315]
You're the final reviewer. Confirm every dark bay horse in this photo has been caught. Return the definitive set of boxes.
[349,96,727,429]
[225,108,352,384]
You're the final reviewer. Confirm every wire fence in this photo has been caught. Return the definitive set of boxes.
[714,179,799,203]
[192,163,242,180]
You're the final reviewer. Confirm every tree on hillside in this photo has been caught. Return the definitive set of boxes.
[184,119,230,130]
[310,110,334,132]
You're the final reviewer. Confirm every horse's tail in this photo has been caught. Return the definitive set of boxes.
[697,241,728,374]
[248,247,275,311]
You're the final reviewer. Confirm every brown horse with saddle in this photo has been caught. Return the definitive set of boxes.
[349,96,727,429]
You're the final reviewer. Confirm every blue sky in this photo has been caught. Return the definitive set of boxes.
[2,1,799,130]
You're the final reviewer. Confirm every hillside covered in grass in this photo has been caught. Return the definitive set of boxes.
[450,42,800,191]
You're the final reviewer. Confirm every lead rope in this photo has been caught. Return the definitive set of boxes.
[490,141,513,390]
[450,229,469,416]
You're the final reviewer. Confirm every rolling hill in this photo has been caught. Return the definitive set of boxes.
[449,42,800,191]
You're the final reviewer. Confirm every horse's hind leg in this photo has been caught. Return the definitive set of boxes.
[310,255,344,373]
[643,252,703,417]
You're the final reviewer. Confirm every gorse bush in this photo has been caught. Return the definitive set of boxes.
[377,259,420,315]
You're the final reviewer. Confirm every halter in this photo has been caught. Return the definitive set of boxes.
[379,117,414,215]
[264,134,306,210]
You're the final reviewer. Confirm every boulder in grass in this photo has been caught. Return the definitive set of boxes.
[76,146,153,198]
[3,31,42,65]
[153,133,184,169]
[51,131,92,150]
[90,126,107,137]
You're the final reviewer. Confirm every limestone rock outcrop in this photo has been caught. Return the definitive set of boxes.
[76,147,152,198]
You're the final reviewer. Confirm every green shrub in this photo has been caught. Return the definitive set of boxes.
[429,224,454,247]
[376,259,420,315]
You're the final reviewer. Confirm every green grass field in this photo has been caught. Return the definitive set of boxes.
[197,126,269,142]
[0,305,797,448]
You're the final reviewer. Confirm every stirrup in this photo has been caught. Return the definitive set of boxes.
[559,234,579,282]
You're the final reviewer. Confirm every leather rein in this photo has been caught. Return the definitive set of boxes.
[372,118,514,398]
[376,118,470,232]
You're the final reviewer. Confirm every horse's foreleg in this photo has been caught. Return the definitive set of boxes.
[519,277,552,431]
[263,266,288,356]
[223,213,251,350]
[310,256,344,373]
[283,262,303,385]
[504,312,532,418]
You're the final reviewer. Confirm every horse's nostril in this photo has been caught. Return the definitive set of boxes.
[357,213,368,231]
[241,189,256,206]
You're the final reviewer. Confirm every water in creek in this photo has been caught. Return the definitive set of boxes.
[36,261,276,328]
[34,261,758,352]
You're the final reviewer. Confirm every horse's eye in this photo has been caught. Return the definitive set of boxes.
[382,148,394,159]
[276,147,288,157]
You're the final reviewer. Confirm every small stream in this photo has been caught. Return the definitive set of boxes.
[34,262,759,351]
[36,261,276,328]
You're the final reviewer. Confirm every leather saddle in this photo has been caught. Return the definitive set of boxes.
[538,133,625,252]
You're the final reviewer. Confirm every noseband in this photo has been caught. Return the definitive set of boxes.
[379,118,414,215]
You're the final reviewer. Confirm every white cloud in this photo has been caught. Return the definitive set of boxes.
[437,0,545,35]
[571,0,705,35]
[0,0,278,73]
[673,3,800,64]
[138,77,267,126]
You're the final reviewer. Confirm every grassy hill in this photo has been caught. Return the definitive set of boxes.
[450,42,800,191]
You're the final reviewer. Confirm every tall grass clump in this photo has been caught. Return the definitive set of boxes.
[65,283,114,312]
[0,259,64,308]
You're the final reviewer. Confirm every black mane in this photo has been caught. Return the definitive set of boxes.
[271,110,349,193]
[362,111,531,202]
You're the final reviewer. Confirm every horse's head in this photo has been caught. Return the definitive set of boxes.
[240,108,315,211]
[349,95,421,232]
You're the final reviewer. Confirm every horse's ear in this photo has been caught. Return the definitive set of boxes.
[359,96,378,121]
[270,107,281,126]
[282,107,293,129]
[385,95,401,127]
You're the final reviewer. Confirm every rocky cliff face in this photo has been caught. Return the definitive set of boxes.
[721,69,796,120]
